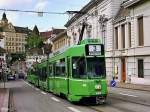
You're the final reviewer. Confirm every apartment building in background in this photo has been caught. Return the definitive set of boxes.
[51,30,69,53]
[0,13,30,53]
[0,34,6,63]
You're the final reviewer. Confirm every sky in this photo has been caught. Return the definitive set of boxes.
[0,0,91,31]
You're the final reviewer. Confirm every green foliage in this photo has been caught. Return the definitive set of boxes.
[25,25,44,50]
[6,53,26,65]
[26,33,44,49]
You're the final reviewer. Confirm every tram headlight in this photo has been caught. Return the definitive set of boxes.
[95,85,101,90]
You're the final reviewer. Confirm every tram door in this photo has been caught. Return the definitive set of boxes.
[121,58,126,82]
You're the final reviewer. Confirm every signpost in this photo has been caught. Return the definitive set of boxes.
[110,78,116,87]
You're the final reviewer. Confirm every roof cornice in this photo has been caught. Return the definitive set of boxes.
[65,0,103,27]
[51,30,67,42]
[122,0,141,8]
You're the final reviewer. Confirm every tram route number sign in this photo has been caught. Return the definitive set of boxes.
[88,45,101,56]
[85,44,104,56]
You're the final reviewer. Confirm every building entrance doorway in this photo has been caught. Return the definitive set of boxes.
[121,58,126,82]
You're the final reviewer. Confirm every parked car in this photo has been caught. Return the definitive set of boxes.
[7,74,16,80]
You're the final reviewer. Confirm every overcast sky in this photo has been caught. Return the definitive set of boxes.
[0,0,90,31]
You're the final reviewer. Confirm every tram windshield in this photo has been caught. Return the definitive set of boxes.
[72,57,105,79]
[86,57,105,78]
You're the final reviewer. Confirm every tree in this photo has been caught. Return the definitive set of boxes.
[26,34,43,49]
[25,25,44,50]
[6,53,26,66]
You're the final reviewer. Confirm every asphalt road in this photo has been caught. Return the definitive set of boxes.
[91,87,150,112]
[91,97,150,112]
[108,87,150,106]
[5,80,150,112]
[6,80,97,112]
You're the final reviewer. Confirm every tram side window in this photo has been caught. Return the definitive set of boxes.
[49,65,53,76]
[43,67,47,78]
[30,69,35,75]
[40,67,47,80]
[55,59,66,77]
[36,68,39,75]
[36,68,40,76]
[38,68,42,79]
[72,57,86,78]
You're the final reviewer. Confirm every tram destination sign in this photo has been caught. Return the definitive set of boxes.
[86,44,104,56]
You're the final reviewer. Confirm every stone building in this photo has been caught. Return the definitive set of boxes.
[65,0,123,81]
[0,34,6,61]
[0,13,30,53]
[51,30,69,53]
[113,0,150,85]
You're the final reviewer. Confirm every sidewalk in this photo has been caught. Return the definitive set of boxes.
[116,82,150,92]
[0,88,9,112]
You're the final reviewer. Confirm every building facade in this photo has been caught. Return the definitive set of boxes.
[112,0,150,85]
[0,13,29,53]
[65,0,123,81]
[0,34,6,65]
[51,31,69,53]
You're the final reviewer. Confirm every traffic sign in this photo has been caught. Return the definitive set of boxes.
[110,79,116,87]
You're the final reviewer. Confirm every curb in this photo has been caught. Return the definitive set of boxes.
[116,83,150,92]
[116,86,150,92]
[108,81,150,92]
[1,89,9,112]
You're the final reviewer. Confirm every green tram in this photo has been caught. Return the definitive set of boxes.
[27,39,108,104]
[27,64,39,87]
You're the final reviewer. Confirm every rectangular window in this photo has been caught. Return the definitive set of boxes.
[115,27,118,49]
[49,64,53,76]
[72,57,86,79]
[72,57,105,79]
[138,16,144,46]
[128,23,131,47]
[55,59,66,77]
[121,24,125,49]
[40,67,47,81]
[138,59,144,78]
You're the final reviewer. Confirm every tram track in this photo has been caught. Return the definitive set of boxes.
[108,94,150,107]
[89,97,149,112]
